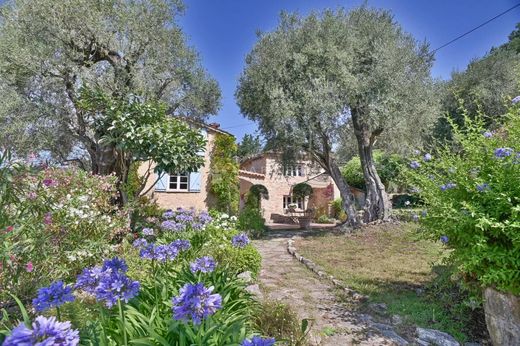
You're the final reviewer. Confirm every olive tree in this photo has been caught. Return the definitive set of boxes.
[236,7,437,224]
[0,0,220,172]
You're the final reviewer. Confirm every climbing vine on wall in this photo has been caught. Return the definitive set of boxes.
[209,133,240,214]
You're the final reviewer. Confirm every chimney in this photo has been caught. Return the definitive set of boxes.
[208,123,220,129]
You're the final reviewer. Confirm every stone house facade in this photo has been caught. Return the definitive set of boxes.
[138,121,233,211]
[238,153,364,223]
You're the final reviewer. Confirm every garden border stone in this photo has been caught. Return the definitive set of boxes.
[286,237,368,302]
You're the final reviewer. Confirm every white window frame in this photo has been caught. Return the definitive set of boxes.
[284,164,304,177]
[283,195,304,210]
[168,173,189,192]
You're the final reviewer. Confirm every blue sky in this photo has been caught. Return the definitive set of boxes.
[179,0,520,141]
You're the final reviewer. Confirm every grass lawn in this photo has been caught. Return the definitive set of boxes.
[295,223,478,342]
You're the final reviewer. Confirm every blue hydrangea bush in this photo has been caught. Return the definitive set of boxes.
[405,104,520,294]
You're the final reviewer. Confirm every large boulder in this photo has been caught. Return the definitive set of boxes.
[484,287,520,346]
[416,327,459,346]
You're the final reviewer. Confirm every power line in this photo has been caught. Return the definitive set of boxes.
[221,122,256,130]
[433,2,520,53]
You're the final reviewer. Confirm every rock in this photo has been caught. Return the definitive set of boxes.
[415,288,425,296]
[415,338,430,346]
[483,287,520,346]
[369,302,388,314]
[416,327,460,346]
[372,322,409,345]
[391,314,403,325]
[245,284,262,298]
[237,271,253,284]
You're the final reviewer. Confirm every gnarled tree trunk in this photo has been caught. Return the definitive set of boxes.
[328,161,361,228]
[352,107,391,223]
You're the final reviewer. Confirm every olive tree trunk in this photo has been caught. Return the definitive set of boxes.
[352,107,391,222]
[328,161,361,228]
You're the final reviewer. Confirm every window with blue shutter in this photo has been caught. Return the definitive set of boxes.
[155,171,169,191]
[189,170,201,192]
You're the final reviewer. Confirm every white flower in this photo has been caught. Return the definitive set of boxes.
[404,201,411,206]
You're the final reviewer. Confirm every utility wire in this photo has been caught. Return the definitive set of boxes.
[433,2,520,53]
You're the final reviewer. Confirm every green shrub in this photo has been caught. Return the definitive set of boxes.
[238,207,266,238]
[330,199,347,221]
[341,150,404,191]
[206,243,262,278]
[404,104,520,294]
[316,214,333,224]
[252,300,310,346]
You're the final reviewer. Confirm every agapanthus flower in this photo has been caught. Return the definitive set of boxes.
[409,161,421,169]
[494,147,513,158]
[483,131,493,138]
[190,256,216,274]
[3,316,79,346]
[423,153,432,161]
[232,233,250,248]
[133,238,148,249]
[102,257,128,274]
[75,266,104,294]
[95,271,140,308]
[172,283,222,324]
[172,239,191,251]
[142,227,154,236]
[241,336,276,346]
[161,220,184,232]
[163,209,175,219]
[512,95,520,104]
[33,280,75,312]
[476,183,490,192]
[140,243,177,262]
[440,182,456,191]
[411,214,419,222]
[198,211,213,225]
[440,235,449,244]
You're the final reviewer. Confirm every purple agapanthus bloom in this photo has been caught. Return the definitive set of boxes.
[172,239,191,251]
[494,147,513,158]
[133,238,148,249]
[232,233,250,248]
[440,235,449,244]
[476,183,490,192]
[172,283,222,325]
[440,182,456,191]
[190,256,217,274]
[483,131,493,138]
[142,227,154,236]
[411,214,419,222]
[75,266,104,294]
[95,271,140,308]
[198,211,213,225]
[140,243,177,262]
[33,280,75,312]
[409,161,421,169]
[161,220,184,232]
[512,95,520,104]
[423,153,432,161]
[241,336,276,346]
[3,316,80,346]
[102,257,128,274]
[163,209,175,219]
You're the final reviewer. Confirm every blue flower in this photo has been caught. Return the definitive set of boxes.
[232,233,250,248]
[440,182,456,191]
[95,271,140,308]
[33,281,74,312]
[142,227,154,236]
[172,239,191,251]
[476,183,490,192]
[133,238,148,249]
[409,161,421,169]
[75,266,104,294]
[102,257,128,274]
[190,256,216,274]
[440,235,449,244]
[172,283,222,325]
[3,315,79,346]
[483,131,493,138]
[161,220,184,232]
[163,209,175,219]
[199,211,213,225]
[423,153,432,161]
[512,95,520,104]
[411,214,419,222]
[241,336,276,346]
[494,147,513,158]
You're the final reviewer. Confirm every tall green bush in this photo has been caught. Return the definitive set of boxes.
[405,103,520,294]
[210,134,240,214]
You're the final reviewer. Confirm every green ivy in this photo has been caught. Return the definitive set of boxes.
[209,134,240,214]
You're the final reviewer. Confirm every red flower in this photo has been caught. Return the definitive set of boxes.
[5,225,14,233]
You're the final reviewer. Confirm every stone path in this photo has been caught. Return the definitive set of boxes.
[253,230,405,346]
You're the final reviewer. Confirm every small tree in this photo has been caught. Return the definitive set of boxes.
[246,184,269,209]
[209,134,240,214]
[292,183,313,200]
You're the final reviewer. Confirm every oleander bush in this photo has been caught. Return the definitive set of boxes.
[404,102,520,294]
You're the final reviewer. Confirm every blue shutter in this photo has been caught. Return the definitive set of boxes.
[198,129,207,156]
[155,171,169,191]
[189,170,201,192]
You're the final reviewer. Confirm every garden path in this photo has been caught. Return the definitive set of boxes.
[253,230,402,346]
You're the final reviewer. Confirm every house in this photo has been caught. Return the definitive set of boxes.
[238,152,365,223]
[138,121,234,211]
